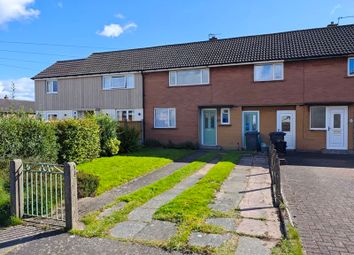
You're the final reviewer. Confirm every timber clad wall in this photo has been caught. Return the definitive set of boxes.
[35,74,143,111]
[144,57,354,151]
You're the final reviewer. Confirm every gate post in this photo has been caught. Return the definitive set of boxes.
[10,159,24,218]
[64,162,79,230]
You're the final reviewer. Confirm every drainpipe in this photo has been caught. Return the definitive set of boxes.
[141,71,145,144]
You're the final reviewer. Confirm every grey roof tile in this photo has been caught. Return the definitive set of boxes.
[33,24,354,79]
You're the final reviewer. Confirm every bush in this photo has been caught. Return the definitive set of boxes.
[95,114,120,156]
[117,125,141,153]
[0,115,58,162]
[77,172,99,198]
[54,118,100,164]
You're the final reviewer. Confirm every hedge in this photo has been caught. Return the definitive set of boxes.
[54,118,100,164]
[0,115,58,162]
[95,114,120,156]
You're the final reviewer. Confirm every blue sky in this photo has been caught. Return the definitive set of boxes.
[0,0,354,100]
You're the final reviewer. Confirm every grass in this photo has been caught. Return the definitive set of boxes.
[77,148,192,195]
[153,151,240,252]
[272,224,303,255]
[74,151,218,237]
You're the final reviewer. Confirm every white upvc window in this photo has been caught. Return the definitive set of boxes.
[117,110,134,121]
[46,113,58,121]
[254,63,284,82]
[220,108,230,125]
[154,108,176,128]
[46,80,58,94]
[169,68,209,86]
[348,58,354,76]
[103,74,135,90]
[310,106,326,130]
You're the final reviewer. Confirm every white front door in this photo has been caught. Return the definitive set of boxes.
[326,106,348,150]
[276,110,296,149]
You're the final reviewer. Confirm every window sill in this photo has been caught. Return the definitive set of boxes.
[152,127,177,130]
[345,75,354,78]
[46,92,58,95]
[168,83,210,88]
[253,79,284,84]
[102,88,135,90]
[219,123,231,126]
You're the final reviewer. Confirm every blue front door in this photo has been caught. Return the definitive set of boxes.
[202,109,217,146]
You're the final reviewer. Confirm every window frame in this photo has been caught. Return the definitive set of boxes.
[348,57,354,77]
[46,113,58,121]
[46,80,58,94]
[254,62,284,82]
[220,108,231,125]
[169,68,209,87]
[154,108,176,128]
[309,106,327,131]
[102,74,135,90]
[116,109,135,122]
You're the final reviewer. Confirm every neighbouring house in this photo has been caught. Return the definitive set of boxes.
[0,98,35,116]
[33,24,354,152]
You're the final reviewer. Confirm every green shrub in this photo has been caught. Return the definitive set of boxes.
[77,172,100,198]
[95,114,120,156]
[117,125,140,153]
[0,116,58,162]
[54,118,100,164]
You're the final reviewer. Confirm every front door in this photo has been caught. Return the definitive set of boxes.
[242,111,260,147]
[326,106,348,150]
[201,109,217,146]
[277,110,296,149]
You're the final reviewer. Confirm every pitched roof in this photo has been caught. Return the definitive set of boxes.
[33,24,354,79]
[0,99,35,113]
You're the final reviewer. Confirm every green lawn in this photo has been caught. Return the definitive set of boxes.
[153,151,240,251]
[77,148,193,195]
[75,152,217,237]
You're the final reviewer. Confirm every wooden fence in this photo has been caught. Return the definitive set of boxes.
[268,143,282,207]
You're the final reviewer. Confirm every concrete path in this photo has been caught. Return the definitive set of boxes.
[282,152,354,255]
[79,151,205,216]
[2,232,185,255]
[188,155,281,253]
[110,161,217,242]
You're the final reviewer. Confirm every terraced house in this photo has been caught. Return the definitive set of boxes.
[33,24,354,152]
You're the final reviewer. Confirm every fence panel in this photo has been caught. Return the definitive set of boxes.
[268,144,282,207]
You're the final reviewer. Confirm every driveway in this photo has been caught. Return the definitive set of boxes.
[281,152,354,255]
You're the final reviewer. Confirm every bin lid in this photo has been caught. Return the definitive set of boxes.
[245,131,260,135]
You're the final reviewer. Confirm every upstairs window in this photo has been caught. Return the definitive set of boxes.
[254,63,284,82]
[310,106,326,130]
[46,80,58,94]
[154,108,176,128]
[169,68,209,86]
[103,74,135,89]
[348,58,354,76]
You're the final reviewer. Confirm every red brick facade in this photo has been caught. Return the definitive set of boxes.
[144,57,354,151]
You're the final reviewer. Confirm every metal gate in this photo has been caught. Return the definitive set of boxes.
[10,160,78,229]
[23,163,65,221]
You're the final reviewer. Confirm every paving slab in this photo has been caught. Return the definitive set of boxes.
[235,236,271,255]
[205,218,236,232]
[134,220,177,242]
[128,208,156,222]
[189,232,231,248]
[110,221,148,239]
[97,202,126,219]
[236,218,282,239]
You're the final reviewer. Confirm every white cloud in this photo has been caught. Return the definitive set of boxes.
[330,4,342,16]
[115,13,125,19]
[0,77,34,101]
[97,22,137,38]
[0,0,40,26]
